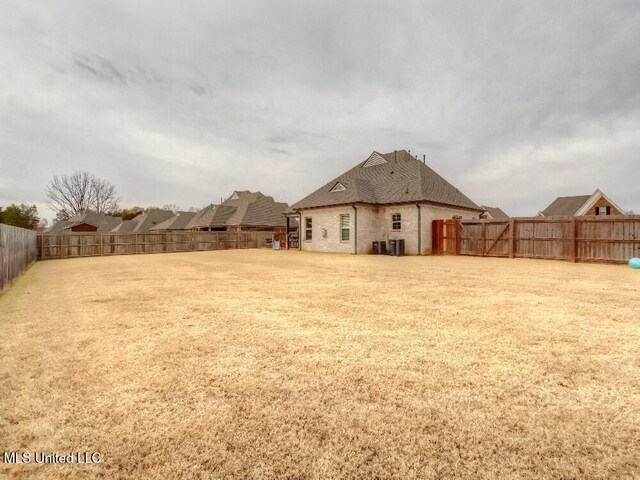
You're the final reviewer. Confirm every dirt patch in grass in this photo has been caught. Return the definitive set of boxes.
[1,250,639,479]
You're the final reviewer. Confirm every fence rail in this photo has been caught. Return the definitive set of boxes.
[37,231,276,260]
[433,216,640,263]
[1,224,38,292]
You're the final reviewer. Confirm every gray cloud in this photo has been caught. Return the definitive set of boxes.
[1,0,639,220]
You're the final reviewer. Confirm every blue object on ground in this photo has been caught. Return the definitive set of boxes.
[273,240,280,250]
[629,258,640,269]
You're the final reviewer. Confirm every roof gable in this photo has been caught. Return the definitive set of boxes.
[541,189,624,216]
[187,191,288,228]
[574,189,625,216]
[362,152,387,168]
[290,150,481,211]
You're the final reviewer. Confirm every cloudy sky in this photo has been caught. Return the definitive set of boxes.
[1,1,639,221]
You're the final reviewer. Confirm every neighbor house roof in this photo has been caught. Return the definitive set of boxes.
[149,211,197,231]
[187,191,288,229]
[481,206,509,219]
[110,209,174,233]
[47,212,123,233]
[539,189,625,216]
[288,150,482,212]
[111,219,139,233]
[540,195,592,216]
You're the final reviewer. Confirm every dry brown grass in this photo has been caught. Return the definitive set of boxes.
[1,250,639,479]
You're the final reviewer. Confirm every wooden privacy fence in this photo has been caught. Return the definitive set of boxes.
[37,231,276,260]
[0,224,38,292]
[433,216,640,263]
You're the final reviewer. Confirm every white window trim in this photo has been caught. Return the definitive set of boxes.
[304,217,313,242]
[391,213,402,231]
[340,214,350,242]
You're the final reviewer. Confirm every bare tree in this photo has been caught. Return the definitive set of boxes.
[161,204,182,214]
[46,171,120,220]
[91,177,120,214]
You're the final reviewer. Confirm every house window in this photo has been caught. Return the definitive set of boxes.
[305,217,312,241]
[392,213,401,231]
[596,206,610,216]
[340,214,350,241]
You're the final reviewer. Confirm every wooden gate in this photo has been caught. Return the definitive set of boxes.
[432,220,460,255]
[459,219,513,257]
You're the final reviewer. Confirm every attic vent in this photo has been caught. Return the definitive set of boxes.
[229,192,239,200]
[330,182,347,192]
[362,152,387,168]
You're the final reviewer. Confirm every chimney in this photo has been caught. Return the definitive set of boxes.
[423,154,426,164]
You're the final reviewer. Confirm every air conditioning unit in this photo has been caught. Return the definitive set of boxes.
[388,240,397,256]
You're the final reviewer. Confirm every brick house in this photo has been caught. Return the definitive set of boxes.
[186,191,289,232]
[287,150,483,255]
[46,212,123,233]
[538,189,625,217]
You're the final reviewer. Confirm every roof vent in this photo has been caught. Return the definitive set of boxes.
[330,182,347,192]
[362,152,387,168]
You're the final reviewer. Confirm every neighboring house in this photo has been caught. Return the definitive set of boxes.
[287,149,483,255]
[45,212,123,233]
[149,211,197,232]
[480,206,509,220]
[187,191,289,231]
[538,188,625,217]
[110,209,174,233]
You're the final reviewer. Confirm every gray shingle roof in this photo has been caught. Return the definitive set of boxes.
[186,191,288,229]
[289,150,481,211]
[541,195,591,216]
[149,211,197,231]
[109,209,174,233]
[481,206,509,219]
[47,212,123,233]
[111,219,138,233]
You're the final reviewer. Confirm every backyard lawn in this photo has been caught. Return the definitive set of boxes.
[1,250,639,479]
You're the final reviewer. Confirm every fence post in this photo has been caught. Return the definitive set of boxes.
[569,218,577,262]
[508,218,515,258]
[455,219,461,255]
[60,233,64,259]
[135,233,139,255]
[165,232,169,253]
[100,234,103,256]
[236,230,239,249]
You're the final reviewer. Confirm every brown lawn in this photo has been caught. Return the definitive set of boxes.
[1,250,639,479]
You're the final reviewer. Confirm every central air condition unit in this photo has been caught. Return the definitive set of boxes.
[388,239,397,256]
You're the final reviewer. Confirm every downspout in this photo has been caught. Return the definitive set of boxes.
[298,212,302,251]
[353,204,358,255]
[416,203,421,255]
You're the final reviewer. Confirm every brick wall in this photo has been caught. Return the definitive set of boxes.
[299,203,481,255]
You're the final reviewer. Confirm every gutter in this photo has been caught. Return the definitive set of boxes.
[353,204,358,255]
[416,203,421,255]
[299,212,302,251]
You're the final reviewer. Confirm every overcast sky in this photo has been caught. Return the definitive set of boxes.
[1,1,639,221]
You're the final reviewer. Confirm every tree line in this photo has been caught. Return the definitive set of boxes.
[1,171,198,230]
